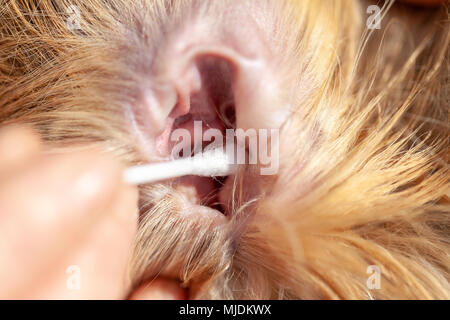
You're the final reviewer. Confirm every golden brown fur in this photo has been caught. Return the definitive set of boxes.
[0,0,448,299]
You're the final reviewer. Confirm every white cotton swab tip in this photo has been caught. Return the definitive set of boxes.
[123,149,236,185]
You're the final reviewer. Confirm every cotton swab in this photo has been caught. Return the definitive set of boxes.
[123,148,236,185]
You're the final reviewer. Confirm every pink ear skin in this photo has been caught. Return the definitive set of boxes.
[129,2,294,159]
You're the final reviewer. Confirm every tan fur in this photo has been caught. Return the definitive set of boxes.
[0,0,448,299]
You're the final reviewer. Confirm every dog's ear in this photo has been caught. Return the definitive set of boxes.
[140,3,293,138]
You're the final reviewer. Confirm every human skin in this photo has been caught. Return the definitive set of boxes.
[0,125,185,299]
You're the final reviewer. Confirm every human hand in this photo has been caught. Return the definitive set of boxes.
[0,125,138,299]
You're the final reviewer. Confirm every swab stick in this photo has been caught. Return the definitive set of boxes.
[123,149,236,185]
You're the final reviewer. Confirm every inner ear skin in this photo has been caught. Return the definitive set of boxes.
[156,56,235,157]
[128,1,292,162]
[132,46,290,162]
